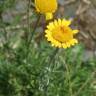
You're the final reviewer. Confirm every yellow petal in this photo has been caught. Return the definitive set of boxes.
[47,22,55,30]
[62,43,67,49]
[62,19,71,26]
[73,30,79,34]
[58,19,62,25]
[54,20,58,26]
[45,13,53,20]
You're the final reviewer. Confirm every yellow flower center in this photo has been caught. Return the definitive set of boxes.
[52,26,73,43]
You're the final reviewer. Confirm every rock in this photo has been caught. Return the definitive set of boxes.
[2,9,14,24]
[1,0,28,24]
[15,0,27,13]
[74,5,96,50]
[82,50,94,62]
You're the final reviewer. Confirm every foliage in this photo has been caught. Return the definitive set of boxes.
[0,0,96,96]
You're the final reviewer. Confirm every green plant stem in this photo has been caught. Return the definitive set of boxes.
[43,48,59,96]
[26,14,41,58]
[42,48,59,68]
[28,14,41,47]
[60,56,73,96]
[64,62,73,96]
[27,0,31,43]
[49,48,59,64]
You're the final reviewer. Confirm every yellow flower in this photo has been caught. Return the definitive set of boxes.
[35,0,57,20]
[45,19,79,48]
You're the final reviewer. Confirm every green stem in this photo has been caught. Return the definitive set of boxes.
[26,14,41,58]
[43,48,59,96]
[28,14,41,46]
[48,48,59,65]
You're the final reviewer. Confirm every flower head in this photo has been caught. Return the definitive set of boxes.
[35,0,57,20]
[45,19,79,48]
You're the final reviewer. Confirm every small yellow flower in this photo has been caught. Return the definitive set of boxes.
[45,19,79,48]
[35,0,57,20]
